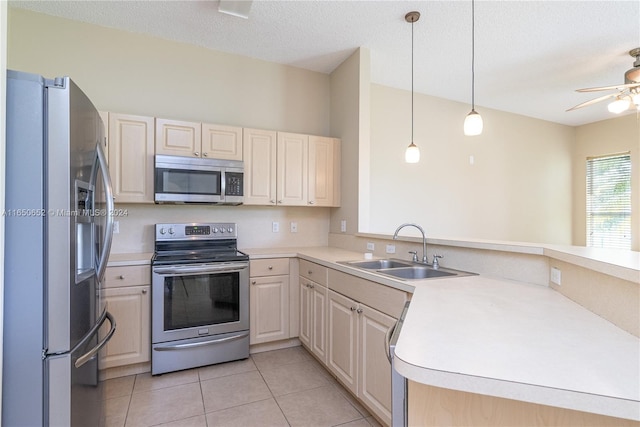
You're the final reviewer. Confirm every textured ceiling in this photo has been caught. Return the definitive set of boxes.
[9,0,640,126]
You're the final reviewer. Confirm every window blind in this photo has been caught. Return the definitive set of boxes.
[586,153,631,250]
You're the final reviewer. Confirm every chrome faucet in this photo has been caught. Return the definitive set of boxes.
[393,223,428,264]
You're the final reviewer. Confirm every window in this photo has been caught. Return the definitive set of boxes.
[586,153,631,250]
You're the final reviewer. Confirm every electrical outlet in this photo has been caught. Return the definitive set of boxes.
[366,242,375,251]
[550,267,562,285]
[341,220,347,233]
[386,244,396,254]
[113,221,120,234]
[272,222,279,233]
[290,222,298,233]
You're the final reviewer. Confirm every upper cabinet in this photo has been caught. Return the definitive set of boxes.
[107,113,155,203]
[156,118,243,161]
[243,129,340,207]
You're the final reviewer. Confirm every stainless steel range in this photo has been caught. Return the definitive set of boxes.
[151,223,249,375]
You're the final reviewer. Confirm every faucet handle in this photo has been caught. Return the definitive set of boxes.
[432,254,444,269]
[408,250,418,262]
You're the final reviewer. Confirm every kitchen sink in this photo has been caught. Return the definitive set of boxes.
[339,258,477,281]
[344,259,414,270]
[378,266,456,280]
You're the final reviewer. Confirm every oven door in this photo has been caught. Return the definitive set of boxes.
[151,261,249,344]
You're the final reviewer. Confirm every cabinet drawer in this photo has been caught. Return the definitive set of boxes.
[328,269,407,318]
[104,265,150,288]
[250,258,290,277]
[299,259,328,286]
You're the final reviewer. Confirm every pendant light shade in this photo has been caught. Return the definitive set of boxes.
[464,0,483,136]
[404,11,421,163]
[607,97,631,113]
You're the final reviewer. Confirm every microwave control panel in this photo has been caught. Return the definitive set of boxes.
[225,172,243,196]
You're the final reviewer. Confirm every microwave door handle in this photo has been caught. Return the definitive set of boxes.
[93,143,114,283]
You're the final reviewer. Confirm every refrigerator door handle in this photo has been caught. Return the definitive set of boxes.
[74,310,116,368]
[94,142,114,283]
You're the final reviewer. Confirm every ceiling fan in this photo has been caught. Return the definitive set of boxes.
[567,47,640,113]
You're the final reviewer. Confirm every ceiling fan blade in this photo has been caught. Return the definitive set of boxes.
[566,93,619,111]
[576,82,639,92]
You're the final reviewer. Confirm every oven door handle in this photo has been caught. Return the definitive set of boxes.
[153,332,249,351]
[153,263,248,275]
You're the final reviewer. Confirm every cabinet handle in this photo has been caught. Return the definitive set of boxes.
[308,270,312,275]
[309,284,315,289]
[308,200,315,205]
[278,200,283,204]
[270,200,276,204]
[268,266,273,270]
[142,289,147,294]
[203,152,208,157]
[356,308,363,314]
[251,281,257,285]
[118,275,125,280]
[194,152,200,157]
[350,306,356,311]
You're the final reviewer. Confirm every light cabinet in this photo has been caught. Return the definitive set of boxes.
[107,113,155,203]
[100,265,151,370]
[249,258,290,344]
[243,129,340,207]
[299,260,329,364]
[156,118,243,160]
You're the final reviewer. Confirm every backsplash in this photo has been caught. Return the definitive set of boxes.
[110,204,331,253]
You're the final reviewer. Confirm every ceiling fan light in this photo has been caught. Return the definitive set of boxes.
[405,142,420,163]
[607,98,631,114]
[632,93,640,107]
[464,110,483,136]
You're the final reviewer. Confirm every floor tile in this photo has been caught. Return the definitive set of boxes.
[276,384,362,427]
[205,398,289,427]
[336,419,372,427]
[260,360,332,396]
[101,395,130,427]
[200,370,272,413]
[133,369,199,393]
[125,383,204,427]
[198,356,257,381]
[102,375,135,400]
[151,414,207,427]
[251,345,313,371]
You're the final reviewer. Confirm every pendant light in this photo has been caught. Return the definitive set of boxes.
[464,0,483,136]
[405,11,421,163]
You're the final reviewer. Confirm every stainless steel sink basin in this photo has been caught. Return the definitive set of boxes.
[344,259,414,270]
[378,266,456,280]
[339,258,477,281]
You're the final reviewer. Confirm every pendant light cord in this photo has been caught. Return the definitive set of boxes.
[471,0,475,110]
[411,18,414,143]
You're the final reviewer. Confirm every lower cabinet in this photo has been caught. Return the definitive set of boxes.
[100,265,151,369]
[299,276,328,364]
[249,258,290,345]
[328,289,396,425]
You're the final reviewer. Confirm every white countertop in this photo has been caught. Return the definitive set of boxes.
[107,252,153,267]
[394,275,640,421]
[244,245,640,421]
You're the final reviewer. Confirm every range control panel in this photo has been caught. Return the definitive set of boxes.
[155,223,237,240]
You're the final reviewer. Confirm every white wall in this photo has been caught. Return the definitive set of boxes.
[367,84,575,244]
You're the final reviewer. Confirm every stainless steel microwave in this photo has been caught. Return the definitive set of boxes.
[154,155,244,205]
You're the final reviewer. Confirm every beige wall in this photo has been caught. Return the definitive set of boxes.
[367,84,575,244]
[573,114,640,250]
[8,8,334,252]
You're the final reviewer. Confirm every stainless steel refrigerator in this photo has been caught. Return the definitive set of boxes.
[3,70,116,426]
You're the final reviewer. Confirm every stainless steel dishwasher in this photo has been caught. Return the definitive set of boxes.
[386,301,411,427]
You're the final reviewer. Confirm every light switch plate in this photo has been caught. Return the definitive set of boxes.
[550,267,562,285]
[290,222,298,233]
[386,244,396,254]
[272,222,279,233]
[340,220,347,233]
[366,242,375,251]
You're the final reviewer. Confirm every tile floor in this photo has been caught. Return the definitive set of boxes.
[102,346,383,427]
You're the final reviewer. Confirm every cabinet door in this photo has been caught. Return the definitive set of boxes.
[308,135,335,207]
[311,282,328,364]
[277,132,308,206]
[299,278,313,348]
[99,285,150,369]
[358,305,395,426]
[202,123,243,160]
[250,275,290,344]
[243,128,277,205]
[328,290,358,394]
[108,113,155,203]
[155,118,201,157]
